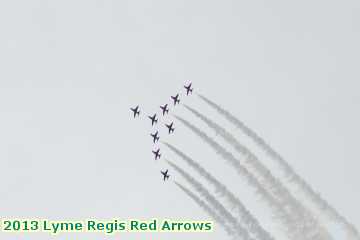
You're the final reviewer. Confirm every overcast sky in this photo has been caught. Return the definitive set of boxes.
[0,0,359,239]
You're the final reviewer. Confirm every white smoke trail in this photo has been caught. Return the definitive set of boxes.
[174,115,333,240]
[167,159,255,240]
[164,142,275,240]
[183,104,332,240]
[198,94,359,240]
[174,181,236,238]
[172,115,299,239]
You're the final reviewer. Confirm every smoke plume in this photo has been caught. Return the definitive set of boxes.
[198,94,359,240]
[174,115,332,240]
[175,181,236,238]
[167,159,255,240]
[164,142,275,240]
[183,104,332,238]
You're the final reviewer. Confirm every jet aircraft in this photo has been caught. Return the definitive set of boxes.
[148,114,158,126]
[165,122,175,134]
[171,94,180,105]
[161,169,170,181]
[150,131,160,143]
[184,83,193,95]
[130,106,140,118]
[152,148,161,160]
[160,104,169,115]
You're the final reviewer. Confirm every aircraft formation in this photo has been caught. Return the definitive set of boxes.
[130,82,193,182]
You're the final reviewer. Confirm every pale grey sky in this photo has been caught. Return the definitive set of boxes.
[0,0,359,239]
